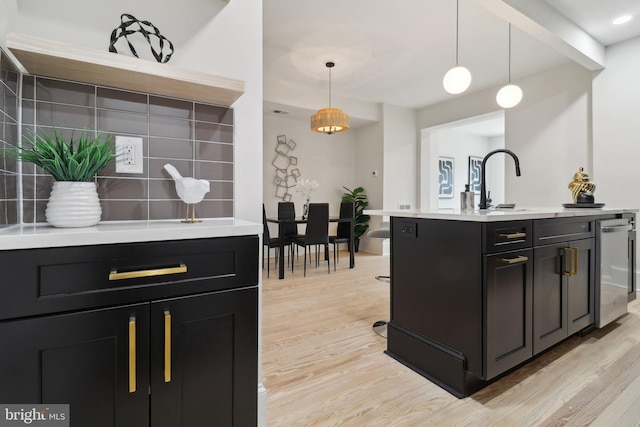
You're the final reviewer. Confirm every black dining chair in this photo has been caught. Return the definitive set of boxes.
[263,204,290,278]
[329,201,353,271]
[291,203,330,276]
[278,201,302,261]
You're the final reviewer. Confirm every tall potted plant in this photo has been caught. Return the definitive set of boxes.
[342,186,370,252]
[4,128,115,227]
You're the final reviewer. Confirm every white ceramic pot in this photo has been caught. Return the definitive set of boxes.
[45,181,102,228]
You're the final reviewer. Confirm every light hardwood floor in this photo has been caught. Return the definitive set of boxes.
[262,251,640,427]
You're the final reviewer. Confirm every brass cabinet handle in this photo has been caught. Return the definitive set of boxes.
[129,316,136,393]
[571,247,578,276]
[500,255,529,264]
[562,247,579,276]
[109,263,187,281]
[499,232,526,239]
[164,310,171,383]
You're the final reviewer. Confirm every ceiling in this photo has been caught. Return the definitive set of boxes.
[263,0,640,126]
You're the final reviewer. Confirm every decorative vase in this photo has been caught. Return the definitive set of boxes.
[45,181,102,228]
[302,199,310,220]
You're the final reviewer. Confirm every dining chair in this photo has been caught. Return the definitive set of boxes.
[329,201,353,271]
[263,204,290,278]
[278,201,302,261]
[291,203,330,276]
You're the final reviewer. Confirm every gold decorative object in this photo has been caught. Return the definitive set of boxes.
[568,167,596,202]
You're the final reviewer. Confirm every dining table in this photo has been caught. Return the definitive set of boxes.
[266,216,355,279]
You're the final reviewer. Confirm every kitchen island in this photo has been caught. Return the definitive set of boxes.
[366,207,636,398]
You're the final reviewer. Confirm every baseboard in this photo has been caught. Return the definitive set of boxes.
[258,383,267,427]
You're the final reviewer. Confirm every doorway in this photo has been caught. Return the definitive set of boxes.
[419,111,505,210]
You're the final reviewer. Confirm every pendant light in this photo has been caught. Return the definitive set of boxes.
[311,61,349,135]
[443,0,471,94]
[496,23,523,109]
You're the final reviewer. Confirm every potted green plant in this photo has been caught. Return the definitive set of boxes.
[342,186,370,252]
[4,128,116,227]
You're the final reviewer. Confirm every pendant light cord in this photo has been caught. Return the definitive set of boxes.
[328,65,332,107]
[508,23,512,83]
[325,61,336,108]
[455,0,460,65]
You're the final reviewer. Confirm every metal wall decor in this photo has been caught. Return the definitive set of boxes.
[272,135,300,201]
[439,157,455,199]
[109,14,174,63]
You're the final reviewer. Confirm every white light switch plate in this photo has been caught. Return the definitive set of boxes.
[115,136,144,174]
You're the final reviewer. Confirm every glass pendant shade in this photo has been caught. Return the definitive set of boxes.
[496,84,523,108]
[311,107,349,134]
[443,66,472,94]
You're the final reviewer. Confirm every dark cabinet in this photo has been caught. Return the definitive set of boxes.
[150,289,257,427]
[484,249,533,379]
[0,236,258,427]
[387,215,607,398]
[533,238,595,354]
[0,304,151,427]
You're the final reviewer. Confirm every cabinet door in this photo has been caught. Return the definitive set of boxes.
[533,243,567,354]
[0,304,150,427]
[567,238,595,335]
[150,287,258,427]
[485,249,533,379]
[534,238,595,354]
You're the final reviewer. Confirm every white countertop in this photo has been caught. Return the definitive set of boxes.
[365,207,638,222]
[0,218,262,250]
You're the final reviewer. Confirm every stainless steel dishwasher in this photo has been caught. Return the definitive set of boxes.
[596,217,633,327]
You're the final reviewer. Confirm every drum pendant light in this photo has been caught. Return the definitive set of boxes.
[496,23,523,108]
[311,62,349,135]
[443,0,471,94]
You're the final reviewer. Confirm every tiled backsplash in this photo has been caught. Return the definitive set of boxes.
[0,48,235,224]
[0,50,20,226]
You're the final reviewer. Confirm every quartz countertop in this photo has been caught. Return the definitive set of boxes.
[365,207,638,222]
[0,218,262,250]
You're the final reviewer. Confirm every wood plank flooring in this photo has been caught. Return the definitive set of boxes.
[262,251,640,426]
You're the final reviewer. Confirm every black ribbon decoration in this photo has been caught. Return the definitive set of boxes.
[109,14,174,63]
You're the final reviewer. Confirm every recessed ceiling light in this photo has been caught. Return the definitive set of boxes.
[613,15,632,25]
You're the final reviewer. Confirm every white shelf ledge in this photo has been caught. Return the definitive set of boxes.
[7,33,244,107]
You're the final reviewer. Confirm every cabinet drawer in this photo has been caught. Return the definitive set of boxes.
[483,220,532,253]
[533,217,595,246]
[0,236,258,320]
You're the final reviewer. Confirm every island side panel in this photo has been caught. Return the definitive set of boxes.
[389,217,483,377]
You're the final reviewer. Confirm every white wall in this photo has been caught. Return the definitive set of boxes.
[0,0,16,47]
[593,35,640,210]
[382,104,417,210]
[355,119,384,209]
[505,62,592,207]
[418,62,593,208]
[353,117,384,254]
[262,112,357,242]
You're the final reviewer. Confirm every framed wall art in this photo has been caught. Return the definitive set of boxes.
[438,157,455,199]
[468,156,483,193]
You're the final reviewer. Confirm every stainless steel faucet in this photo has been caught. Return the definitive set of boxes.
[479,149,521,210]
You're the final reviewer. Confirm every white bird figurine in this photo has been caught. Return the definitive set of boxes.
[164,163,210,223]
